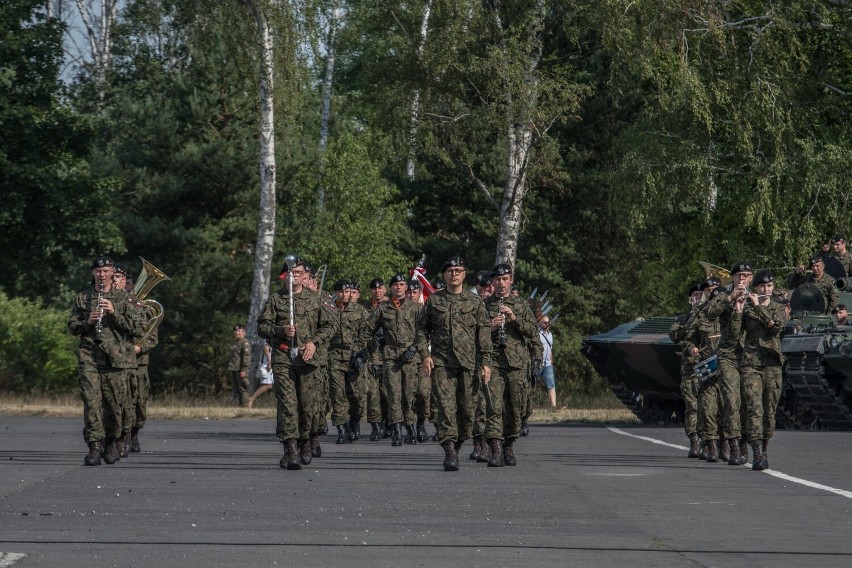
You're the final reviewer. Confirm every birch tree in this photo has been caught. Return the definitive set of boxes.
[317,0,341,210]
[72,0,119,101]
[405,0,431,181]
[243,0,277,355]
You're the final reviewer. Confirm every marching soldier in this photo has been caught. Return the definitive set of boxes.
[469,270,494,461]
[669,282,705,458]
[357,274,421,446]
[257,257,335,470]
[416,256,493,471]
[741,271,788,470]
[360,278,386,441]
[228,324,252,407]
[407,279,434,442]
[482,264,538,466]
[326,280,363,444]
[68,256,143,466]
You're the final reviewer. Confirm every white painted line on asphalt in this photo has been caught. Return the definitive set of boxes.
[607,427,852,500]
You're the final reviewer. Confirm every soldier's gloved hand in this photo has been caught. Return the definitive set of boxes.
[350,352,365,373]
[370,364,383,377]
[531,358,542,379]
[401,345,418,362]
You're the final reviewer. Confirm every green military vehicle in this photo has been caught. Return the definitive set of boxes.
[582,265,852,430]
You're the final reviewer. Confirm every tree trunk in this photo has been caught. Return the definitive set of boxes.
[244,0,277,367]
[317,0,340,211]
[405,0,432,181]
[73,0,116,103]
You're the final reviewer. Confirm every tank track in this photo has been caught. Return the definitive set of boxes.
[606,377,671,425]
[783,352,852,430]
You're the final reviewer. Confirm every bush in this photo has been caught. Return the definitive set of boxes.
[0,292,78,392]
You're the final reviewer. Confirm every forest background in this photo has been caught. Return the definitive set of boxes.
[1,0,849,401]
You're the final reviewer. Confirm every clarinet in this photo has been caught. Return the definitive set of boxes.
[498,291,507,349]
[94,282,105,344]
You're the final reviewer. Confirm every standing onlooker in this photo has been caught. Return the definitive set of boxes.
[538,316,557,409]
[68,256,143,466]
[247,340,274,408]
[228,324,252,407]
[833,234,852,276]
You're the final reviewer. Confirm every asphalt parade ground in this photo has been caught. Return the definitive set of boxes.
[1,416,851,568]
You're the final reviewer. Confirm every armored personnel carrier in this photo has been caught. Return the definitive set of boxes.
[582,263,852,430]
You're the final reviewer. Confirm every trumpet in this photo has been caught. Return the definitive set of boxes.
[94,282,105,344]
[497,291,507,349]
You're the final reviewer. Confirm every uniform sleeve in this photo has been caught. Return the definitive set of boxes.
[512,301,538,341]
[112,297,144,337]
[67,294,90,337]
[138,326,159,355]
[476,299,493,368]
[257,296,277,340]
[310,299,336,348]
[415,301,431,358]
[354,306,381,353]
[240,340,252,372]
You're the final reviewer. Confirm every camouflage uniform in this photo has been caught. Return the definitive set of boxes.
[483,295,538,442]
[706,291,746,439]
[835,252,852,277]
[130,324,157,435]
[357,301,383,426]
[257,287,335,443]
[358,298,421,431]
[228,335,252,406]
[668,308,701,437]
[741,300,787,443]
[684,307,722,443]
[68,286,143,447]
[415,289,493,446]
[327,302,365,427]
[522,332,544,425]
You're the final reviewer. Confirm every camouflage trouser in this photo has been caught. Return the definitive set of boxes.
[719,358,745,440]
[319,364,330,420]
[328,361,351,426]
[697,377,723,440]
[79,361,127,443]
[378,362,389,423]
[274,361,322,441]
[416,365,433,424]
[522,377,533,421]
[741,365,782,442]
[129,366,150,430]
[384,359,418,425]
[484,367,526,441]
[231,371,249,407]
[471,370,486,436]
[363,364,383,423]
[433,365,474,445]
[680,370,700,436]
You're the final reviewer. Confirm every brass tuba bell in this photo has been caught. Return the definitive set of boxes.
[132,258,170,344]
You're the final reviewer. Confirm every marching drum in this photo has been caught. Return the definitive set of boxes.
[693,354,719,382]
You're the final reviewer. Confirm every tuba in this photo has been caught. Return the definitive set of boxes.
[132,258,170,345]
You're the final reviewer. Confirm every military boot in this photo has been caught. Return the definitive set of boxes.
[130,427,141,453]
[720,436,730,462]
[391,423,403,447]
[751,441,765,471]
[118,431,131,458]
[84,441,102,466]
[279,441,291,469]
[520,420,529,437]
[285,439,301,470]
[738,439,749,465]
[762,439,770,469]
[727,437,741,466]
[404,424,417,445]
[487,439,503,467]
[317,422,329,436]
[469,436,483,460]
[348,419,360,442]
[310,435,322,458]
[369,422,381,441]
[103,439,119,465]
[299,439,312,466]
[698,440,709,460]
[416,419,427,443]
[687,433,700,458]
[335,424,348,445]
[383,421,392,439]
[706,439,719,463]
[503,439,517,466]
[442,441,459,471]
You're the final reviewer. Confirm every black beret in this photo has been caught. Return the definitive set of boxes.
[440,256,465,273]
[408,279,422,290]
[369,278,384,289]
[388,273,407,286]
[833,303,847,314]
[730,261,752,275]
[114,264,127,275]
[351,282,360,290]
[473,270,492,287]
[810,255,825,267]
[233,324,245,331]
[91,256,114,269]
[303,262,315,275]
[709,287,725,299]
[688,282,702,297]
[279,256,303,276]
[435,281,446,290]
[332,279,351,291]
[753,271,774,285]
[700,276,720,291]
[833,234,847,244]
[492,263,513,276]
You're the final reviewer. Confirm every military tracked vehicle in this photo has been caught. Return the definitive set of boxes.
[582,262,852,430]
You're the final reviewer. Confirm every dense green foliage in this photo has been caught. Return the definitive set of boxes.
[1,0,849,396]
